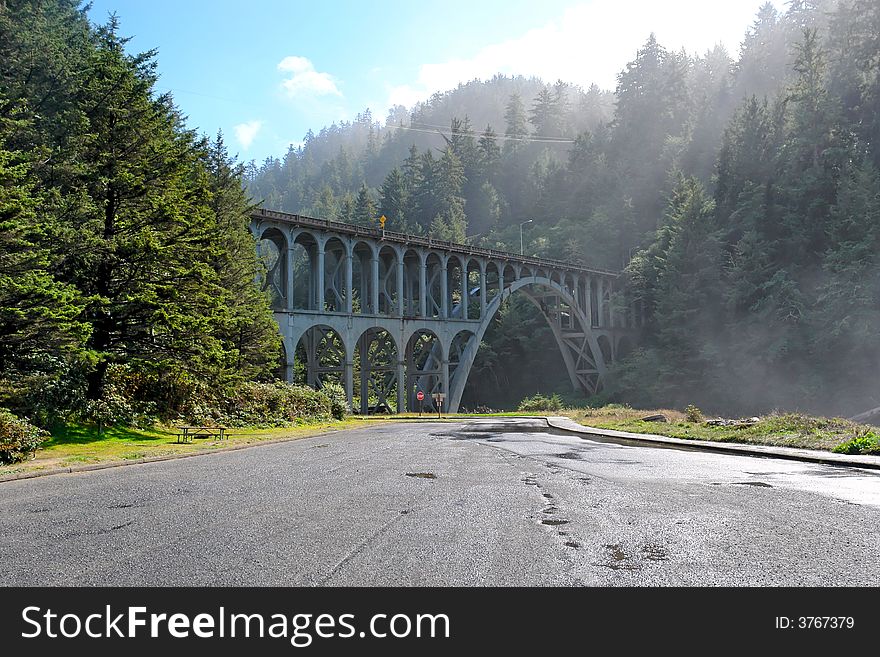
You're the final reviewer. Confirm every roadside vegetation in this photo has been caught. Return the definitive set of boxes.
[561,404,880,456]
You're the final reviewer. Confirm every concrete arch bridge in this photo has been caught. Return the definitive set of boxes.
[251,209,639,413]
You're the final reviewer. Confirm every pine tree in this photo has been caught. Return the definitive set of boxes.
[353,184,376,226]
[205,134,280,384]
[0,114,87,380]
[378,167,407,230]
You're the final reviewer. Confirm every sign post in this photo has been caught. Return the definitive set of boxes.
[432,392,445,419]
[379,214,386,237]
[416,390,424,417]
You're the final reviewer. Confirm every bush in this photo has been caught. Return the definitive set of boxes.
[320,382,349,420]
[223,381,332,427]
[0,409,49,464]
[685,404,704,423]
[518,393,563,412]
[832,431,880,455]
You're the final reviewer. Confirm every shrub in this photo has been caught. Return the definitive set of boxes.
[685,404,704,423]
[832,431,880,455]
[0,409,49,464]
[320,382,349,420]
[518,393,563,412]
[223,381,332,427]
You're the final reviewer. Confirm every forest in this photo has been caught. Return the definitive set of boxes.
[247,0,880,417]
[0,0,324,459]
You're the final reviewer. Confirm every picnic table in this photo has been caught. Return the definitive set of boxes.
[176,426,229,444]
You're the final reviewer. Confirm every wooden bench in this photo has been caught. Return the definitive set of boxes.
[176,426,229,444]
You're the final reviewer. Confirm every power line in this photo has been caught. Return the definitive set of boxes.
[384,122,577,144]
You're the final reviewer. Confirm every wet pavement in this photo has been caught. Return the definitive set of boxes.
[1,418,878,586]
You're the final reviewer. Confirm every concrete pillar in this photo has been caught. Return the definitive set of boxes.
[596,277,604,328]
[608,280,615,328]
[441,359,450,412]
[585,276,594,327]
[440,260,448,319]
[370,256,380,315]
[396,359,405,413]
[418,255,427,317]
[344,359,354,410]
[461,261,469,321]
[479,264,487,319]
[396,257,405,317]
[359,337,369,413]
[498,267,505,300]
[344,253,353,314]
[316,245,325,312]
[286,246,295,311]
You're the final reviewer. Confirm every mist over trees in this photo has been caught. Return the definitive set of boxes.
[247,0,878,416]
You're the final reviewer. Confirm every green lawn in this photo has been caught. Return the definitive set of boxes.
[0,418,381,479]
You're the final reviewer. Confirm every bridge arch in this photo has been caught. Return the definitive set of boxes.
[257,226,288,310]
[405,329,443,411]
[446,275,611,412]
[355,327,398,413]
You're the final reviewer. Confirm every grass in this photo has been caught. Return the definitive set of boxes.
[5,406,875,480]
[0,417,382,479]
[561,405,880,454]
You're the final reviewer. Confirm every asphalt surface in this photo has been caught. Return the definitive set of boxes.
[1,418,878,586]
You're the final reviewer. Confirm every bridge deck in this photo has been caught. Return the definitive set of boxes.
[253,208,620,278]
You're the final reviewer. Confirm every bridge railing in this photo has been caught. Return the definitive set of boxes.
[253,208,621,278]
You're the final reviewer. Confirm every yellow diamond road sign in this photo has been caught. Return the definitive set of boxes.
[379,215,387,228]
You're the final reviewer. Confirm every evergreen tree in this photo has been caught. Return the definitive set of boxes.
[205,134,280,383]
[378,167,408,230]
[353,183,377,226]
[0,114,87,380]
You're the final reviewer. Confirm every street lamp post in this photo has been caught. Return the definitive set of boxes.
[519,219,533,255]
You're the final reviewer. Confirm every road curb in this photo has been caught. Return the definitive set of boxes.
[542,416,880,470]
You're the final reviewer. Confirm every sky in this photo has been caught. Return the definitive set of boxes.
[85,0,784,164]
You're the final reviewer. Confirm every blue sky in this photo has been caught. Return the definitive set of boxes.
[85,1,781,164]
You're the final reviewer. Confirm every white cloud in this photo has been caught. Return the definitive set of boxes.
[233,120,263,149]
[277,55,342,97]
[386,0,779,109]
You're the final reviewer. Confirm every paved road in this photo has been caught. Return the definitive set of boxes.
[1,418,878,586]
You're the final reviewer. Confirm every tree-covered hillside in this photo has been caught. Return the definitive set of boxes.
[0,0,280,428]
[246,0,880,416]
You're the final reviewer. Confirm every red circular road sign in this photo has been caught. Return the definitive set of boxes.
[416,391,425,401]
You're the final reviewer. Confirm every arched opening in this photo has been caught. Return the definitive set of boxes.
[425,252,443,318]
[323,237,348,313]
[355,328,398,414]
[447,256,465,319]
[589,277,599,327]
[485,262,501,307]
[502,263,516,294]
[292,232,318,310]
[405,330,442,411]
[257,227,287,310]
[448,330,476,408]
[294,325,346,389]
[378,245,398,315]
[461,284,569,410]
[466,259,482,320]
[352,241,373,314]
[402,248,422,317]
